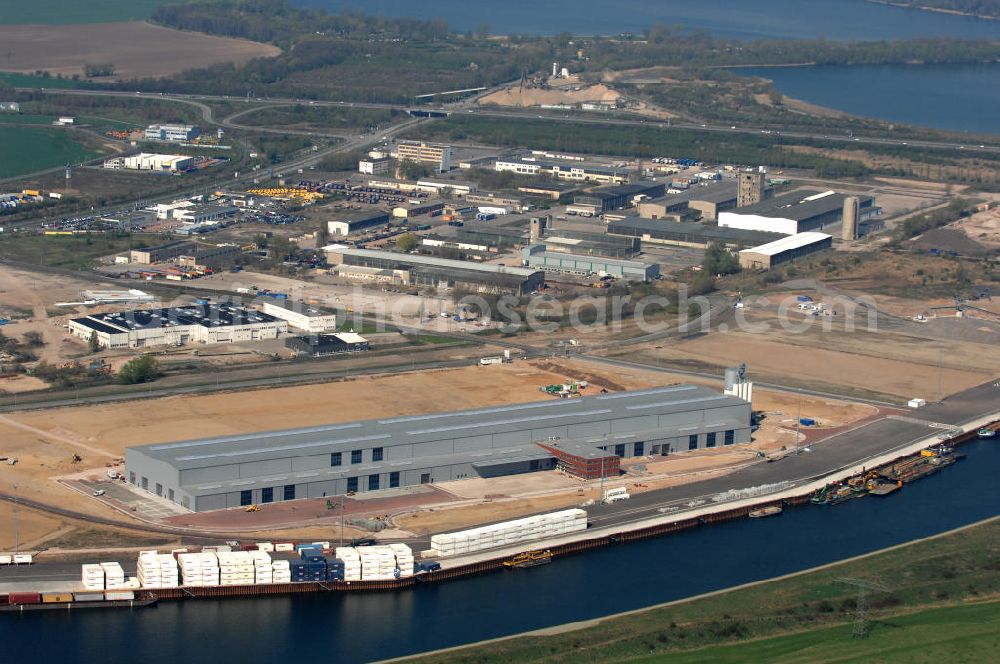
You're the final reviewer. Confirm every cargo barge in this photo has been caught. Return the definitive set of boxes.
[0,598,157,612]
[2,420,994,609]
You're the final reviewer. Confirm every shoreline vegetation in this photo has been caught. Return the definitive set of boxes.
[865,0,1000,21]
[400,516,1000,663]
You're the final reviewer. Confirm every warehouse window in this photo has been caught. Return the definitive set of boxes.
[372,447,384,462]
[389,471,400,488]
[168,489,175,502]
[707,432,717,448]
[155,483,163,497]
[330,452,342,467]
[347,477,358,493]
[283,484,295,501]
[141,476,148,490]
[688,435,698,451]
[129,472,136,485]
[351,449,363,464]
[261,487,273,503]
[368,474,380,491]
[614,443,626,458]
[634,441,645,457]
[724,430,735,446]
[240,490,252,506]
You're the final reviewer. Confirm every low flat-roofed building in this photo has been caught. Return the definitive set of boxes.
[392,200,445,219]
[359,156,392,175]
[325,245,544,295]
[517,181,585,201]
[328,210,392,236]
[335,264,410,284]
[178,244,240,270]
[639,183,740,222]
[261,300,338,333]
[145,124,200,142]
[415,178,477,196]
[719,190,876,235]
[738,232,833,270]
[521,243,659,280]
[175,204,239,225]
[574,183,666,213]
[465,191,530,212]
[68,303,286,350]
[496,157,632,185]
[129,240,196,264]
[286,332,370,357]
[111,153,194,172]
[607,217,783,249]
[124,384,751,510]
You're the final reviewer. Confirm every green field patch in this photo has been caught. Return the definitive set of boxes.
[0,72,92,89]
[641,602,1000,664]
[0,233,138,270]
[1,0,172,24]
[0,126,102,178]
[0,114,58,125]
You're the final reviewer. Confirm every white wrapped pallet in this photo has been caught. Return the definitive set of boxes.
[81,564,105,590]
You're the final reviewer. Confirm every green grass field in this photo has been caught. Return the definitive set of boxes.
[0,126,102,178]
[0,72,91,89]
[0,0,173,24]
[407,518,1000,663]
[643,602,1000,664]
[0,233,139,270]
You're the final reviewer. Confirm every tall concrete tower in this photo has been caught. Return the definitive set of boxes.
[842,196,860,241]
[529,215,548,243]
[738,170,765,208]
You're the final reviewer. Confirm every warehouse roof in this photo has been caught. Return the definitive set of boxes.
[666,183,739,204]
[73,304,279,333]
[739,232,832,257]
[131,385,748,472]
[522,244,655,271]
[332,210,392,223]
[729,190,873,222]
[607,218,782,246]
[262,299,336,317]
[324,246,540,277]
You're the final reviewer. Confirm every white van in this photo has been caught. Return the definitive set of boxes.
[603,487,630,504]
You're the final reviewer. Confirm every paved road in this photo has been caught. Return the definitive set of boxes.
[18,88,1000,155]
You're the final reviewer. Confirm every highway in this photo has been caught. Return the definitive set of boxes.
[20,87,1000,156]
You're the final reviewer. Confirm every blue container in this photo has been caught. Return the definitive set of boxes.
[799,418,816,427]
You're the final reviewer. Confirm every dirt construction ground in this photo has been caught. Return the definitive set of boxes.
[0,356,877,551]
[0,22,281,79]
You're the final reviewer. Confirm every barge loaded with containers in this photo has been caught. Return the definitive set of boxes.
[0,430,992,611]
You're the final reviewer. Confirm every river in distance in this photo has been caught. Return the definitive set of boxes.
[300,0,1000,40]
[738,63,1000,135]
[304,1,1000,134]
[2,439,999,662]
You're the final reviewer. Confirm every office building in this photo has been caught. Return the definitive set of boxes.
[68,304,286,350]
[396,141,453,172]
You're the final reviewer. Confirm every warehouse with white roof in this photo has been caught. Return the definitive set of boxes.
[738,232,833,270]
[125,385,751,511]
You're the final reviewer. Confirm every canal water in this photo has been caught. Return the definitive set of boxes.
[2,439,999,661]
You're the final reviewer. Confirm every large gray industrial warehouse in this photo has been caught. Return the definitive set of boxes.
[125,385,751,511]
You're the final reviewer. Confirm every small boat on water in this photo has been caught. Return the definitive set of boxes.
[978,428,996,439]
[749,505,783,518]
